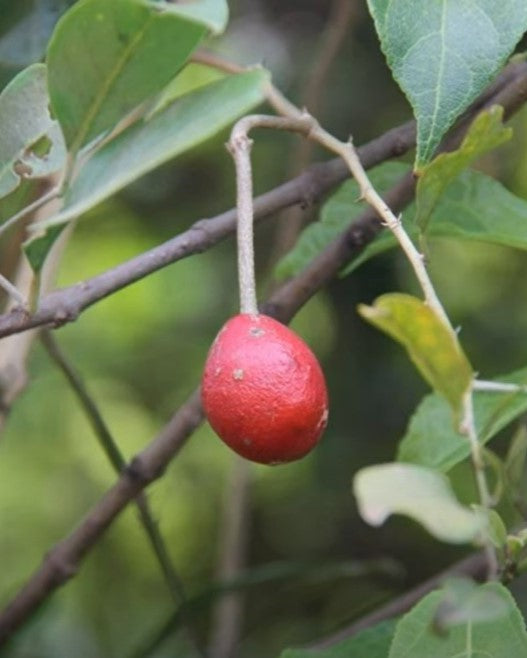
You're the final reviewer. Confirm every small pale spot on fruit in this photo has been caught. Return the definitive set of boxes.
[249,327,265,337]
[242,437,252,446]
[215,367,222,376]
[318,407,329,428]
[233,368,244,380]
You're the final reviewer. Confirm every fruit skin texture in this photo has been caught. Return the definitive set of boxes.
[201,313,329,465]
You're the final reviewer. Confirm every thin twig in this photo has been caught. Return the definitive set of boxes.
[0,273,25,307]
[39,332,189,608]
[460,391,498,578]
[227,130,257,314]
[208,457,252,658]
[0,58,527,643]
[0,118,418,340]
[0,172,417,647]
[250,85,501,574]
[230,95,501,572]
[270,0,359,262]
[0,179,65,437]
[227,115,314,313]
[0,387,204,646]
[309,552,487,649]
[473,380,527,394]
[0,186,60,240]
[301,0,358,115]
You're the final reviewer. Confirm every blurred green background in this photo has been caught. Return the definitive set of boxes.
[1,1,527,656]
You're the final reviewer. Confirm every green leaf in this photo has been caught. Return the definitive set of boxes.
[416,106,512,231]
[345,168,527,275]
[505,425,527,490]
[472,507,508,549]
[0,63,65,198]
[278,163,527,281]
[0,180,38,226]
[389,583,527,658]
[149,62,225,115]
[358,293,472,420]
[398,367,527,473]
[24,225,65,274]
[46,0,227,151]
[366,0,527,167]
[353,463,484,544]
[279,620,396,658]
[275,162,408,280]
[434,578,510,632]
[24,69,268,272]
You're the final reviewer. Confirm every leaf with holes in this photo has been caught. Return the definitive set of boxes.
[0,63,65,199]
[353,463,485,544]
[366,0,527,168]
[358,293,472,421]
[46,0,228,151]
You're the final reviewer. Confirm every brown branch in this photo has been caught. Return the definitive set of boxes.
[0,58,526,645]
[0,168,417,647]
[0,388,204,646]
[1,57,525,341]
[309,552,487,649]
[270,0,359,262]
[301,0,359,116]
[39,333,187,602]
[0,120,416,340]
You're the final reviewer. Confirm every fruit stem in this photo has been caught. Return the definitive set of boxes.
[228,131,258,314]
[228,115,313,315]
[228,88,497,575]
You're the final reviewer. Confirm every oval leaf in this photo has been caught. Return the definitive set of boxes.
[280,160,527,282]
[344,168,527,275]
[416,106,512,231]
[353,463,485,544]
[398,367,527,472]
[25,69,269,271]
[46,0,226,151]
[366,0,527,167]
[358,293,473,420]
[389,583,527,658]
[0,63,65,198]
[275,162,409,280]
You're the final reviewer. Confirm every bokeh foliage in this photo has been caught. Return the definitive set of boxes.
[2,1,527,657]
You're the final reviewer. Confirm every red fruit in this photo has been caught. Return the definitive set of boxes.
[201,313,328,464]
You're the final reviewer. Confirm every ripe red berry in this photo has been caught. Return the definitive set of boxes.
[201,313,328,465]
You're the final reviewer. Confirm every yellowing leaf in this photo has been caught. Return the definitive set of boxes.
[358,293,472,420]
